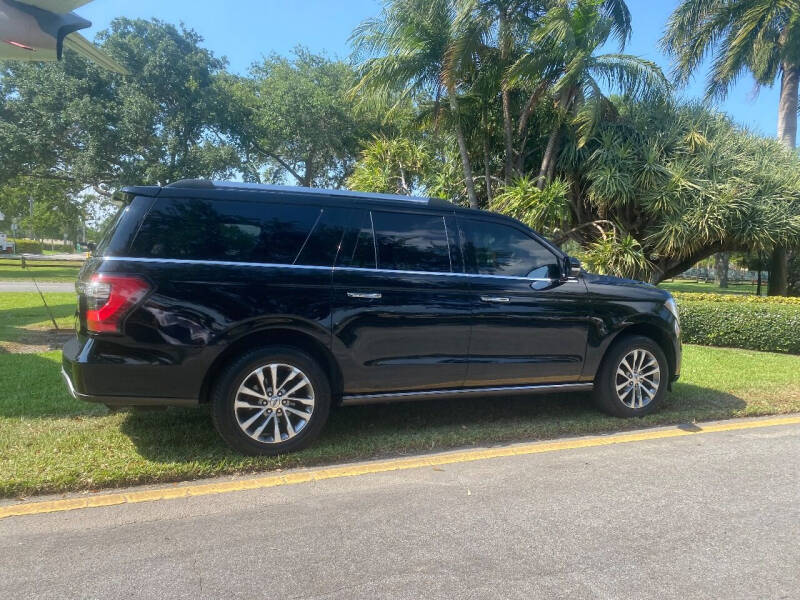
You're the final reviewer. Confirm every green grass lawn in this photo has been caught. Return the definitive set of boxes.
[0,263,81,282]
[658,279,763,295]
[0,293,75,348]
[0,345,798,499]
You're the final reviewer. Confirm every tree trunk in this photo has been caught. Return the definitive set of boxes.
[501,89,514,185]
[450,93,479,209]
[769,63,799,296]
[756,255,763,297]
[715,252,729,288]
[768,247,788,296]
[537,125,560,190]
[483,136,493,205]
[499,13,514,185]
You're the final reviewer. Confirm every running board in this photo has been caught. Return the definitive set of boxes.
[341,382,593,406]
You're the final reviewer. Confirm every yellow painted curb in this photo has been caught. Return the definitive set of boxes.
[2,415,799,520]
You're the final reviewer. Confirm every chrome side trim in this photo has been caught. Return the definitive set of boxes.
[100,256,562,283]
[60,367,79,400]
[341,382,593,405]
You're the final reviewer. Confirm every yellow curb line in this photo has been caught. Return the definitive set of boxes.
[2,415,799,520]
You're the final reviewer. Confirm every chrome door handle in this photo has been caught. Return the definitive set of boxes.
[480,295,510,303]
[347,291,382,299]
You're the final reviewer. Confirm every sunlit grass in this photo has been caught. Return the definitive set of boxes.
[0,345,798,498]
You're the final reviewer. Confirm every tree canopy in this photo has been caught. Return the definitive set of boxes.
[1,3,799,293]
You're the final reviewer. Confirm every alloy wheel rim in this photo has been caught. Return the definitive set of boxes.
[234,363,315,443]
[615,349,660,409]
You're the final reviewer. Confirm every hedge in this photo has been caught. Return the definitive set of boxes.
[5,239,74,254]
[673,292,800,306]
[677,297,800,354]
[10,239,43,254]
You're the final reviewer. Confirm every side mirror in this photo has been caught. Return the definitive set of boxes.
[86,241,96,252]
[564,256,582,278]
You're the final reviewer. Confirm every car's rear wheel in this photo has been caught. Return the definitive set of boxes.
[211,346,330,455]
[594,335,668,417]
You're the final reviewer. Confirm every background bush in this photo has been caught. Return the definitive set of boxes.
[10,239,43,254]
[676,295,800,354]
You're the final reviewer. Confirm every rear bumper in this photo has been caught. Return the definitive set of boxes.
[61,335,197,407]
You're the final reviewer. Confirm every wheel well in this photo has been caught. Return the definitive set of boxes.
[611,323,676,379]
[199,329,343,404]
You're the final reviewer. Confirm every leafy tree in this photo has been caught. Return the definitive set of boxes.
[351,0,481,208]
[219,48,372,187]
[509,0,669,188]
[493,98,800,283]
[348,135,464,200]
[662,0,800,294]
[0,18,237,194]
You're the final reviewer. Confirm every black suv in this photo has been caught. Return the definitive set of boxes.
[62,180,681,455]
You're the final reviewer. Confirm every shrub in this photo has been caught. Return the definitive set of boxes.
[677,298,800,354]
[10,239,43,254]
[672,292,800,306]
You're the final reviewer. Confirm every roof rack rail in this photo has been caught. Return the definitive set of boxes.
[162,179,453,207]
[165,179,216,189]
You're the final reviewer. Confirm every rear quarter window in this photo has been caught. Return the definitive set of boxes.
[129,197,336,265]
[95,195,155,257]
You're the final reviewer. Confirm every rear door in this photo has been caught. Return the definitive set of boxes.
[459,217,590,387]
[331,208,471,395]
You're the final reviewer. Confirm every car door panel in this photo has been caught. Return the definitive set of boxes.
[458,217,591,386]
[331,210,470,394]
[465,276,590,386]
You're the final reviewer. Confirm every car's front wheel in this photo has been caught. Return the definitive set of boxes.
[211,346,331,455]
[594,335,668,417]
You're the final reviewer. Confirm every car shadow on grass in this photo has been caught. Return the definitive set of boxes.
[0,303,75,349]
[116,383,747,467]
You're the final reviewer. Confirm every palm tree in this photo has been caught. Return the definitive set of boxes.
[455,0,543,184]
[509,0,669,189]
[350,0,480,208]
[662,0,800,295]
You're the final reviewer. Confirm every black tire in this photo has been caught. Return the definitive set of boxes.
[211,345,331,456]
[593,335,669,418]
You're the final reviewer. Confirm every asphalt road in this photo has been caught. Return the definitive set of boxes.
[1,421,798,599]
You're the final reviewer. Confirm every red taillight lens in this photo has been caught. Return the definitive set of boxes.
[84,274,150,333]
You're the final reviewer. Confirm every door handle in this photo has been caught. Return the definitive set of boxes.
[480,295,510,303]
[347,291,382,299]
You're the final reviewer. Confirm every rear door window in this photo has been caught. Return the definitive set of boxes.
[129,197,327,264]
[336,209,376,269]
[371,211,452,273]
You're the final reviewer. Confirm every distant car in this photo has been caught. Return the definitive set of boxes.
[62,180,681,455]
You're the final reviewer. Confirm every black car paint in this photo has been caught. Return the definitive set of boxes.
[62,183,681,407]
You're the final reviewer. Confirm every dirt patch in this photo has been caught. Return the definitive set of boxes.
[0,328,75,354]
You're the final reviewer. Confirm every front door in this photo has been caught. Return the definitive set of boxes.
[458,217,590,387]
[331,208,471,395]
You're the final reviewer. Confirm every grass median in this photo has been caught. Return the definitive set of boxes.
[1,345,798,498]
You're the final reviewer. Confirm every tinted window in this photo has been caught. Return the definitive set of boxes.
[337,210,376,269]
[294,207,349,267]
[460,219,560,278]
[96,195,154,257]
[130,198,323,264]
[372,211,452,273]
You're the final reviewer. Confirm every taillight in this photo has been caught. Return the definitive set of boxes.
[83,274,150,333]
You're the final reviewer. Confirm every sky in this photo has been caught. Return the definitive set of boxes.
[80,0,779,137]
